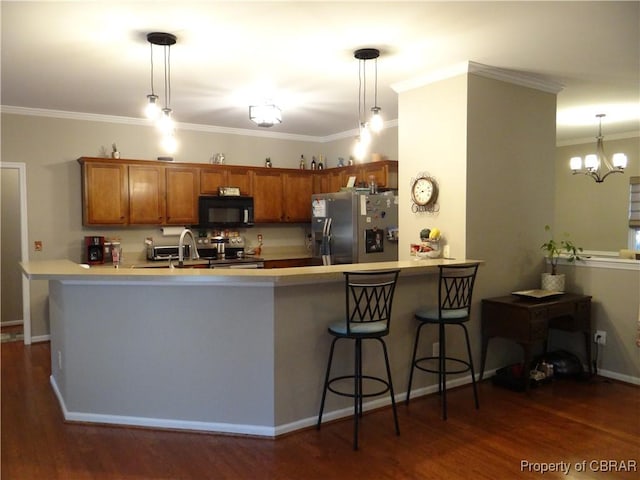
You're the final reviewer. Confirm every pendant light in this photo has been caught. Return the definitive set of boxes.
[353,48,383,161]
[569,114,628,183]
[144,32,178,153]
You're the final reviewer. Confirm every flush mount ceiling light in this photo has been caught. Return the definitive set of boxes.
[249,103,282,128]
[353,48,383,161]
[144,32,178,153]
[570,114,628,183]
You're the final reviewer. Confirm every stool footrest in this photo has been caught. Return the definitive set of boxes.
[327,375,391,399]
[413,355,472,375]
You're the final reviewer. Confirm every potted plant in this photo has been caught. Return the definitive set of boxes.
[540,224,583,291]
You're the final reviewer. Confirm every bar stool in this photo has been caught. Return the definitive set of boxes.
[405,264,479,420]
[317,269,400,450]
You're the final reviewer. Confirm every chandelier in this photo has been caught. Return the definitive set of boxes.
[144,32,178,154]
[249,103,282,127]
[353,48,383,161]
[569,114,628,183]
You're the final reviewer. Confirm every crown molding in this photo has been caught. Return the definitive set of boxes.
[0,105,322,143]
[391,60,564,94]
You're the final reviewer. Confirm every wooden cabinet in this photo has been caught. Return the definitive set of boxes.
[79,157,396,226]
[251,169,284,222]
[165,166,199,225]
[282,171,313,222]
[200,167,227,194]
[201,165,253,196]
[357,162,397,188]
[81,161,128,225]
[80,158,199,226]
[128,164,166,224]
[263,258,314,269]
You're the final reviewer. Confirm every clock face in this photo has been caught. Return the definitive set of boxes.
[412,177,434,206]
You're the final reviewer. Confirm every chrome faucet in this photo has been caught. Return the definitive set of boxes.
[178,229,200,267]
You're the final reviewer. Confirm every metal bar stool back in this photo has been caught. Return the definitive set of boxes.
[317,269,401,450]
[405,264,479,419]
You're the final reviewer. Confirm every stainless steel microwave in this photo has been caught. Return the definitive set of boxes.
[198,196,254,228]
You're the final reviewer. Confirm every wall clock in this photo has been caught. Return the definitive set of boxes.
[410,173,439,213]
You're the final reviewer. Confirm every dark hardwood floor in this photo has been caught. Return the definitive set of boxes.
[2,341,638,479]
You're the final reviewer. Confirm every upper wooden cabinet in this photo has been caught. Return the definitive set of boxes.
[81,160,128,225]
[251,169,285,222]
[312,161,398,194]
[128,164,166,224]
[165,166,200,225]
[79,157,396,226]
[282,171,313,222]
[201,165,253,196]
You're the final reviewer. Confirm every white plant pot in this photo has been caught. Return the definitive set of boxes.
[541,273,565,292]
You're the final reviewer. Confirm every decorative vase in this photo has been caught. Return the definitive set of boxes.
[541,273,565,292]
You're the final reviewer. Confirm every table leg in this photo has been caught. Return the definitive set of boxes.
[480,335,490,381]
[521,343,532,394]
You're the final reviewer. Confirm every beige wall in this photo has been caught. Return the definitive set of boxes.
[397,72,558,373]
[555,136,640,251]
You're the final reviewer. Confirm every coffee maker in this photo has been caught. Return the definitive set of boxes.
[85,236,105,265]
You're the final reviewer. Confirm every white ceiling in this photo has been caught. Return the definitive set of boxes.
[2,1,639,144]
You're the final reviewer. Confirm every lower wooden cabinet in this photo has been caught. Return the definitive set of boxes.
[263,258,314,269]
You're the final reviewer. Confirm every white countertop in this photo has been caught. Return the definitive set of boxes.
[21,258,483,286]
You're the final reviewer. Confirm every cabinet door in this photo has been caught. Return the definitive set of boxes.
[200,167,226,194]
[226,166,253,196]
[282,171,313,222]
[82,162,128,225]
[165,167,200,225]
[129,164,166,224]
[252,170,283,222]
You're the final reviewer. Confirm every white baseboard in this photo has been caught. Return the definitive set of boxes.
[29,334,50,343]
[596,368,640,385]
[1,320,23,327]
[48,367,638,438]
[49,375,277,437]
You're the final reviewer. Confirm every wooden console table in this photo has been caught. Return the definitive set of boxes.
[480,293,592,392]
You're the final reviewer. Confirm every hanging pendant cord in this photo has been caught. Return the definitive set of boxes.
[374,57,378,107]
[149,42,155,96]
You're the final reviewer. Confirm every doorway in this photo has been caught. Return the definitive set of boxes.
[1,162,30,344]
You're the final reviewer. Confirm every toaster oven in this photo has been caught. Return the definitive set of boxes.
[147,245,191,261]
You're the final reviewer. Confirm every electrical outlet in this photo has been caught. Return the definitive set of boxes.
[257,234,263,243]
[594,330,607,345]
[34,240,43,251]
[432,342,440,357]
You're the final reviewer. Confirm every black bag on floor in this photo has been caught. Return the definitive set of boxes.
[534,349,584,378]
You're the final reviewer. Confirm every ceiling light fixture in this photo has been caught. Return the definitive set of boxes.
[249,103,282,127]
[353,48,383,161]
[570,114,628,183]
[145,32,178,153]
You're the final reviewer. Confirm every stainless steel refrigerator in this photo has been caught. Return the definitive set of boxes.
[311,191,399,265]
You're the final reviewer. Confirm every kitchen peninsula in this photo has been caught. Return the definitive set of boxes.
[22,258,482,437]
